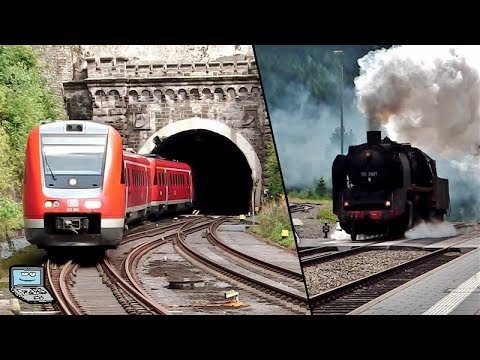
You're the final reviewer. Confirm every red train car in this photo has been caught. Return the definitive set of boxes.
[23,120,194,249]
[148,156,193,215]
[23,121,125,248]
[124,152,151,222]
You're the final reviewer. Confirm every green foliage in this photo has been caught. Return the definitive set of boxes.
[287,177,332,201]
[316,200,338,223]
[315,177,328,198]
[255,45,390,109]
[264,141,285,200]
[0,198,23,239]
[0,45,61,239]
[248,200,294,247]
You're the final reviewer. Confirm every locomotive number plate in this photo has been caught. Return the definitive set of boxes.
[361,171,378,177]
[66,208,80,212]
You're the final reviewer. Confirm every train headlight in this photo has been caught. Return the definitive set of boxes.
[69,178,78,186]
[84,200,102,209]
[52,201,60,208]
[385,200,391,207]
[44,201,53,208]
[343,201,349,207]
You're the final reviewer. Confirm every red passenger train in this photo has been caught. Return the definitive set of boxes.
[23,120,193,249]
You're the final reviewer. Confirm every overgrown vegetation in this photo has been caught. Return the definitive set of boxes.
[248,199,294,248]
[0,45,61,241]
[248,141,295,247]
[316,200,337,224]
[287,177,332,201]
[264,141,285,200]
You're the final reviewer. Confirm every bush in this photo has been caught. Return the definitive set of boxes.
[0,198,23,240]
[264,141,285,200]
[248,199,294,247]
[316,200,338,223]
[0,45,61,239]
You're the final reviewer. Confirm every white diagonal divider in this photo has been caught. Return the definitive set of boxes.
[423,272,480,315]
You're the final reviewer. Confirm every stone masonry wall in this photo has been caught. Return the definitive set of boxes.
[62,56,272,185]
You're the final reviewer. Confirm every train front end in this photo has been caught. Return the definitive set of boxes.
[332,131,409,239]
[23,121,126,248]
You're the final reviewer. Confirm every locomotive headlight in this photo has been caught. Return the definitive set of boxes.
[84,200,102,209]
[44,201,53,208]
[52,200,60,208]
[343,201,350,207]
[69,178,78,186]
[385,200,391,207]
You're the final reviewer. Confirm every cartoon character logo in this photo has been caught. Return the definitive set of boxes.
[9,265,54,304]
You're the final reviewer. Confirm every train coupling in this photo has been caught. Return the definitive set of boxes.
[55,217,89,234]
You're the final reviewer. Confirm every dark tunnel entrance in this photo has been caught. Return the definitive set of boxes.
[151,129,253,215]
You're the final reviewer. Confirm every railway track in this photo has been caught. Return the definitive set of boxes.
[45,259,83,315]
[300,222,472,265]
[308,234,477,315]
[121,218,189,244]
[118,216,215,303]
[174,218,309,311]
[289,203,315,214]
[206,218,304,281]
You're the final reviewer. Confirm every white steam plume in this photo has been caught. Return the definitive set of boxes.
[404,220,457,239]
[355,45,480,158]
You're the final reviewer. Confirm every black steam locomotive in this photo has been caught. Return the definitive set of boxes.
[332,131,450,240]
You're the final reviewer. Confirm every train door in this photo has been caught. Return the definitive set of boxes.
[168,171,174,203]
[188,171,193,202]
[146,168,151,210]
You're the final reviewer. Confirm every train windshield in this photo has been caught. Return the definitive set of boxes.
[41,136,107,175]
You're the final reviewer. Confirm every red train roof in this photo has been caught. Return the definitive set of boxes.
[154,158,191,170]
[123,151,191,170]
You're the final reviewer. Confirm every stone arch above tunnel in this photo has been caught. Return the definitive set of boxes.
[138,117,263,208]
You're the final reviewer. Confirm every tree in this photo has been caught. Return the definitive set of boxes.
[264,141,285,200]
[315,177,328,197]
[330,127,356,151]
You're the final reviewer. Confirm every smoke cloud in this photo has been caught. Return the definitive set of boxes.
[355,46,480,221]
[355,45,480,158]
[404,220,457,239]
[269,84,367,188]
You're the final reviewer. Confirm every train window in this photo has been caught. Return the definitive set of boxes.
[154,171,157,185]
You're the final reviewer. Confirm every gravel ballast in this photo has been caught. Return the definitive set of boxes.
[305,249,429,295]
